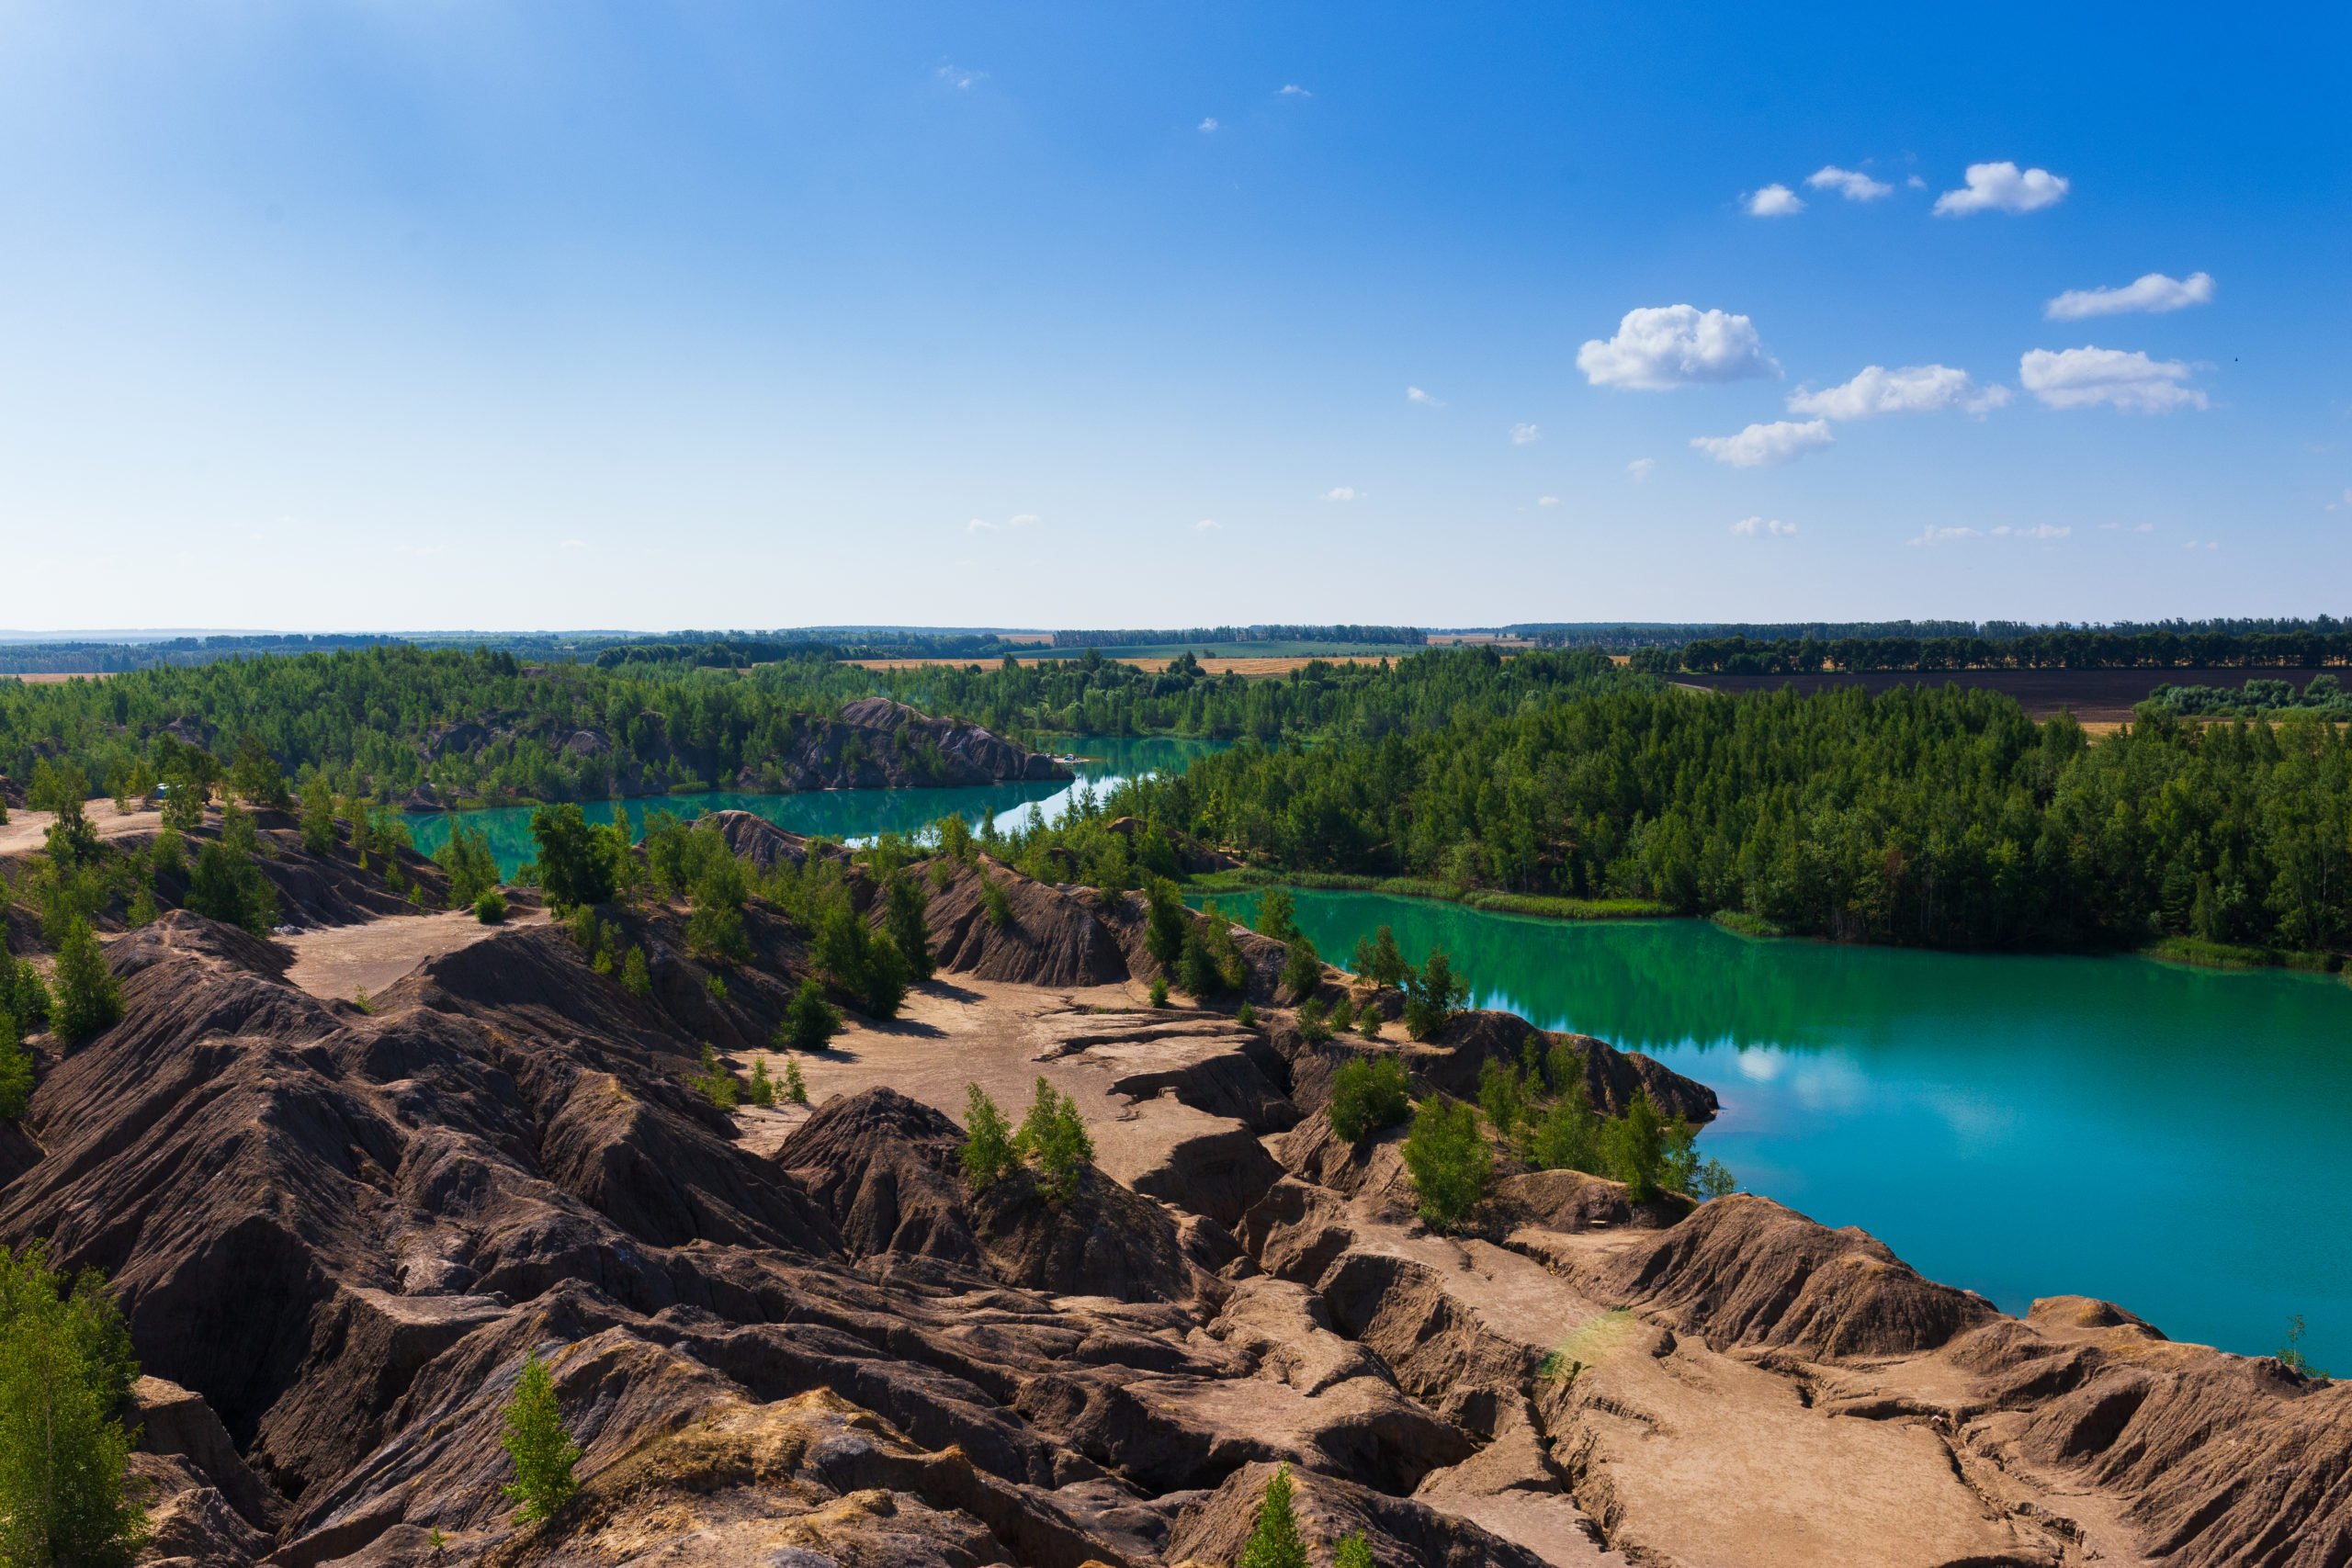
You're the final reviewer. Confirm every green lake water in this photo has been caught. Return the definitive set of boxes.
[1202,887,2352,1371]
[405,735,1220,878]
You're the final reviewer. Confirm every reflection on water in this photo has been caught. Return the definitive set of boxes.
[1203,886,2352,1369]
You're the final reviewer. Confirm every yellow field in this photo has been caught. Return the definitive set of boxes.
[840,653,1397,677]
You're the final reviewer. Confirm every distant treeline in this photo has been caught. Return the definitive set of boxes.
[0,634,413,674]
[1503,617,2352,657]
[1046,625,1426,650]
[1639,626,2352,675]
[592,633,1018,669]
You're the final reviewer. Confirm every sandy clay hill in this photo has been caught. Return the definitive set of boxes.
[0,811,2346,1567]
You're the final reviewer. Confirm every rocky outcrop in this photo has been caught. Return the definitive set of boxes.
[923,857,1134,986]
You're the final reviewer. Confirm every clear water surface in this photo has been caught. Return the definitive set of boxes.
[1200,886,2352,1371]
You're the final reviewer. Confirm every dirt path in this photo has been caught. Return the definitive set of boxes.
[0,804,164,856]
[282,908,549,1002]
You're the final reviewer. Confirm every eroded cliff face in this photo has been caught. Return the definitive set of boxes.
[0,842,2343,1568]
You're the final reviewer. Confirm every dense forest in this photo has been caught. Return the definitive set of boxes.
[1011,684,2352,958]
[0,644,1614,806]
[1640,625,2352,675]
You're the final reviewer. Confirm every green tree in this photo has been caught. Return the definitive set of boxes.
[474,889,508,924]
[1528,1073,1602,1175]
[1327,1055,1409,1143]
[0,1244,147,1568]
[1236,1462,1307,1568]
[1331,1532,1374,1568]
[882,873,933,980]
[1478,1058,1528,1145]
[434,821,500,910]
[0,1013,32,1122]
[933,813,975,865]
[979,876,1013,930]
[1401,949,1467,1042]
[1600,1089,1668,1201]
[1254,887,1301,943]
[961,1084,1017,1191]
[531,804,616,911]
[779,977,842,1053]
[1014,1077,1094,1201]
[51,920,121,1045]
[227,734,289,809]
[782,1056,808,1104]
[1142,877,1188,965]
[619,947,652,998]
[499,1350,582,1525]
[812,901,908,1019]
[0,947,49,1036]
[746,1057,775,1107]
[1402,1097,1490,1231]
[1148,975,1170,1008]
[1279,931,1322,1003]
[298,772,338,856]
[1351,925,1408,988]
[187,840,279,934]
[690,1043,739,1111]
[29,761,98,869]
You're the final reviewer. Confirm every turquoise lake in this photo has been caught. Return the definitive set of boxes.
[1201,886,2352,1372]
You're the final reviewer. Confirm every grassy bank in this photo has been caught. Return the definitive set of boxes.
[1182,866,1670,921]
[1709,909,1788,940]
[2142,936,2346,976]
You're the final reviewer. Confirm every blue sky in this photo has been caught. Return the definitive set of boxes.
[1,2,2346,631]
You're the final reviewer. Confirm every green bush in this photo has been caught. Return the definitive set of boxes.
[1142,878,1188,964]
[619,947,652,998]
[434,821,500,910]
[1235,1000,1257,1027]
[783,1056,808,1104]
[51,920,121,1045]
[0,947,50,1036]
[1332,1532,1374,1568]
[883,873,933,979]
[1278,932,1322,1003]
[690,1043,739,1111]
[499,1351,582,1524]
[1148,975,1170,1008]
[1527,1074,1602,1174]
[530,803,616,911]
[1296,998,1331,1043]
[746,1058,775,1107]
[1402,1096,1490,1231]
[1357,1002,1382,1039]
[813,900,909,1019]
[1600,1089,1666,1201]
[980,877,1013,930]
[187,839,278,935]
[474,889,508,924]
[779,978,842,1054]
[0,1013,31,1122]
[1327,1055,1409,1143]
[1236,1461,1306,1568]
[1253,887,1301,943]
[961,1084,1017,1190]
[1349,924,1408,987]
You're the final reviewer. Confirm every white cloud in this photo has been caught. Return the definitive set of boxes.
[2182,538,2220,550]
[1730,516,1798,537]
[1577,305,1777,389]
[1806,165,1893,201]
[1788,364,2010,419]
[1407,386,1446,406]
[1509,422,1541,445]
[1690,419,1832,468]
[1537,496,1561,507]
[966,518,999,533]
[1909,525,1984,547]
[1198,117,1219,133]
[1320,487,1361,502]
[1279,84,1312,96]
[560,538,588,550]
[2019,346,2208,412]
[935,64,984,89]
[1906,174,1927,189]
[1008,513,1041,527]
[1934,161,2069,216]
[1193,518,1222,531]
[1626,457,1656,482]
[2137,522,2156,532]
[1746,184,1804,217]
[2045,271,2216,321]
[1991,524,2071,540]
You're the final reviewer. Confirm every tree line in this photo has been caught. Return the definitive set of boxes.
[1642,626,2352,675]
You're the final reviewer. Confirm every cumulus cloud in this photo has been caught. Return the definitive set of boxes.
[1577,305,1777,389]
[1806,165,1893,201]
[1320,487,1361,502]
[1509,423,1541,445]
[2045,271,2216,321]
[935,64,984,89]
[1690,419,1832,468]
[2019,346,2207,412]
[1407,386,1446,406]
[1788,364,2010,419]
[1626,457,1656,482]
[1198,118,1219,132]
[1991,524,2071,539]
[1909,525,1984,547]
[966,518,999,533]
[1730,516,1798,537]
[1934,161,2069,216]
[1746,184,1804,217]
[1193,518,1222,531]
[1537,496,1561,507]
[1009,513,1040,527]
[1279,84,1311,96]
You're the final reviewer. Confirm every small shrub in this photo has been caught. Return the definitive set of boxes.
[620,947,652,998]
[961,1084,1017,1190]
[1528,1075,1602,1174]
[1252,886,1301,942]
[705,973,729,1002]
[779,977,842,1053]
[1402,948,1468,1042]
[1600,1089,1666,1201]
[1350,924,1408,987]
[980,877,1013,930]
[1402,1096,1490,1231]
[475,889,508,924]
[1327,1054,1409,1143]
[1142,878,1187,964]
[746,1058,775,1107]
[1357,1002,1382,1040]
[1235,1000,1257,1027]
[500,1351,582,1524]
[1295,998,1330,1043]
[1278,932,1322,1003]
[1332,1532,1375,1568]
[0,1012,32,1121]
[1478,1058,1528,1144]
[1329,994,1355,1032]
[351,987,376,1016]
[691,1043,740,1111]
[783,1056,808,1104]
